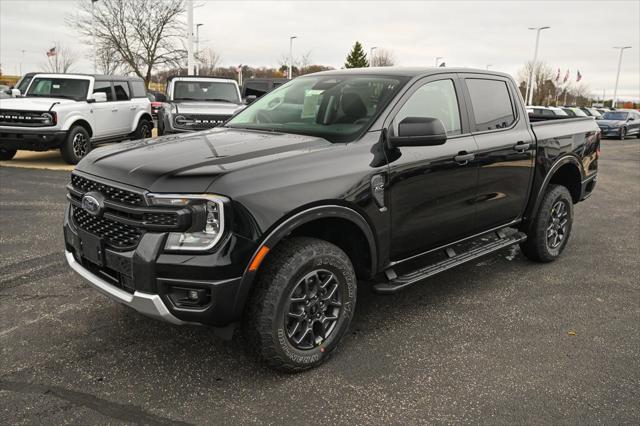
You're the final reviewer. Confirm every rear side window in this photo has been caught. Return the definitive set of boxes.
[466,79,515,131]
[130,80,147,98]
[93,81,114,101]
[113,81,130,100]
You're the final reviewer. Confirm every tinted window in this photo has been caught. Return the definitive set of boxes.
[113,81,130,101]
[130,80,147,98]
[394,79,461,135]
[17,76,33,93]
[466,78,515,131]
[93,81,114,101]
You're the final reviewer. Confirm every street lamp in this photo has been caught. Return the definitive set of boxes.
[195,23,203,75]
[525,26,550,106]
[370,46,377,67]
[288,36,297,79]
[91,0,98,73]
[435,56,443,67]
[612,46,631,108]
[486,64,492,70]
[19,49,26,75]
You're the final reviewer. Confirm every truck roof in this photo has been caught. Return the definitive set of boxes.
[167,75,237,83]
[29,73,143,82]
[310,66,513,79]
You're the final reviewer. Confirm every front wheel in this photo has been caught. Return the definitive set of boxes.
[243,237,357,372]
[618,127,627,140]
[520,184,574,262]
[60,126,91,164]
[0,148,17,160]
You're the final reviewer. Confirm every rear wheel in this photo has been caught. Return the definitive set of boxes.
[0,148,17,161]
[133,118,153,139]
[60,126,91,164]
[520,184,573,262]
[243,237,357,372]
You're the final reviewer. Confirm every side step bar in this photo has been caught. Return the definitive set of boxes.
[374,230,527,294]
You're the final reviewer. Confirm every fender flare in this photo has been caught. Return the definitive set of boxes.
[130,111,154,133]
[62,115,93,134]
[524,155,584,227]
[231,204,378,318]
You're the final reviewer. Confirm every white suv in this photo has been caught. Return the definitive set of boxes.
[0,73,153,164]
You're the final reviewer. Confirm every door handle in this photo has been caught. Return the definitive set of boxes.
[111,108,118,112]
[454,151,475,165]
[129,106,136,110]
[513,141,531,152]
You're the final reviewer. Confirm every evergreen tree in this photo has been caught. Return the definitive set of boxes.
[344,41,369,68]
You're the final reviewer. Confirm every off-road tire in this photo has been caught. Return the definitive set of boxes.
[60,125,91,165]
[0,148,17,161]
[243,237,357,373]
[520,184,574,262]
[133,118,153,140]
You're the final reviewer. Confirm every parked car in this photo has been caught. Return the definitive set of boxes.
[64,68,599,372]
[562,107,589,117]
[527,106,568,118]
[241,77,288,103]
[147,90,166,118]
[597,109,640,139]
[157,76,245,135]
[0,85,10,99]
[0,73,153,163]
[580,107,603,119]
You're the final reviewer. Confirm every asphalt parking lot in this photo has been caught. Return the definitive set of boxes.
[1,138,638,424]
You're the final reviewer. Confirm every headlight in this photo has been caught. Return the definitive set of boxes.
[169,103,177,114]
[147,194,227,251]
[41,112,55,125]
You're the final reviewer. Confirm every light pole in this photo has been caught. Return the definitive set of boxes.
[91,0,98,73]
[612,46,631,108]
[525,26,550,106]
[186,0,194,75]
[435,56,442,67]
[19,49,25,75]
[369,46,377,67]
[486,64,492,70]
[288,36,297,79]
[195,23,203,75]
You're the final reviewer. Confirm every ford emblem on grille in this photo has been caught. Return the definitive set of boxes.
[81,192,104,217]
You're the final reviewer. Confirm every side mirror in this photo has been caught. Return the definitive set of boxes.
[388,117,447,147]
[156,93,167,102]
[627,117,634,122]
[88,92,107,103]
[10,88,21,97]
[244,95,257,105]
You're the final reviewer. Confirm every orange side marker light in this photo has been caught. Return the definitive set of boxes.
[249,246,270,272]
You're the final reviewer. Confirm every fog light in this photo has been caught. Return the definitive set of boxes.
[188,289,200,300]
[167,286,211,309]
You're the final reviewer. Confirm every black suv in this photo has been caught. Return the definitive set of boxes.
[64,68,599,372]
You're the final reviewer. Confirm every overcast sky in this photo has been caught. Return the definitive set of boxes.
[1,0,638,100]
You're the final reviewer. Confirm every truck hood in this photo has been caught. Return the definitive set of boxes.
[174,101,244,116]
[76,127,333,192]
[0,97,75,111]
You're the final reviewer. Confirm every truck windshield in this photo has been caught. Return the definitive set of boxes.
[173,81,240,103]
[25,77,90,101]
[226,75,407,143]
[602,111,628,120]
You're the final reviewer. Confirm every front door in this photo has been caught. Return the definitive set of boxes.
[460,75,535,231]
[387,75,480,261]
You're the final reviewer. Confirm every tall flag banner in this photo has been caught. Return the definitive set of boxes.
[576,70,582,82]
[563,69,569,83]
[46,47,57,57]
[555,68,561,82]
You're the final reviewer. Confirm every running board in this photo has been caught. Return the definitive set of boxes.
[374,230,527,294]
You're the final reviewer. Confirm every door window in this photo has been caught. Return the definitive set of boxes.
[93,81,114,101]
[394,79,462,135]
[113,81,130,101]
[466,79,515,131]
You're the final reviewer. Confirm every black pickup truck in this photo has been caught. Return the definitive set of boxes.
[64,68,599,372]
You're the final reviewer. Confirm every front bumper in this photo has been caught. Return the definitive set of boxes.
[64,204,257,326]
[0,128,67,150]
[598,127,622,138]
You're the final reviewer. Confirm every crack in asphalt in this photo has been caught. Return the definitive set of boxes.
[0,380,194,426]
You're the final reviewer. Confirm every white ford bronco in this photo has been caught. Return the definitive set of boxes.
[0,73,153,164]
[157,76,245,135]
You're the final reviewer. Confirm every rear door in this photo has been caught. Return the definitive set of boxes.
[460,74,535,231]
[387,73,480,260]
[90,81,119,139]
[112,80,134,134]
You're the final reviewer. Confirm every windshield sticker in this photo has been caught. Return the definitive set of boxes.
[301,89,324,119]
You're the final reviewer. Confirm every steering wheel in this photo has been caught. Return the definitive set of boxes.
[265,96,284,111]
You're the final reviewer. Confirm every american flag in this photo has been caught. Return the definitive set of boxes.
[235,64,243,73]
[46,47,57,57]
[563,69,569,83]
[576,70,582,82]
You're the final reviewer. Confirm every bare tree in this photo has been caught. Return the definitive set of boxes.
[198,47,221,76]
[69,0,186,85]
[517,61,556,105]
[95,44,127,75]
[371,48,395,67]
[41,43,77,73]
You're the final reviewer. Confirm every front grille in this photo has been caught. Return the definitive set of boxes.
[143,212,179,226]
[71,174,143,206]
[175,114,230,130]
[0,109,54,127]
[73,207,142,249]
